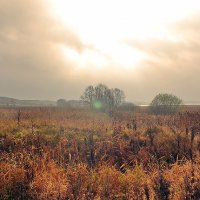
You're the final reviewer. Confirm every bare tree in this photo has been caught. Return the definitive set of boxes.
[80,83,125,112]
[112,88,125,107]
[80,85,95,108]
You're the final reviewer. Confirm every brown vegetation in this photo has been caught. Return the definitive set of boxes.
[1,107,200,199]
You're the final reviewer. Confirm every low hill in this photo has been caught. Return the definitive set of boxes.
[0,96,56,107]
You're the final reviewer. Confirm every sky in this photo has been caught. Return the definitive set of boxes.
[1,0,200,103]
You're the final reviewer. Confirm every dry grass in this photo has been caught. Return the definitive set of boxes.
[1,107,200,199]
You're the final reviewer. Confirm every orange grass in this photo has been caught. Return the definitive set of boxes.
[1,107,200,199]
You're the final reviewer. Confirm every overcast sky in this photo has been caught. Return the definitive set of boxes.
[1,0,200,103]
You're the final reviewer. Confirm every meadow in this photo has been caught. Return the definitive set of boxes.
[1,107,200,200]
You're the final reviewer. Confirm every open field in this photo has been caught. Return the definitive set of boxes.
[1,107,200,200]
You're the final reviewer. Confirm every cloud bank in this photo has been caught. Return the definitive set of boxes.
[0,0,84,99]
[124,14,200,102]
[0,0,200,103]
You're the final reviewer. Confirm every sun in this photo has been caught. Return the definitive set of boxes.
[49,0,200,70]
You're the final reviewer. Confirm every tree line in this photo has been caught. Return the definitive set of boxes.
[80,83,125,112]
[81,84,183,115]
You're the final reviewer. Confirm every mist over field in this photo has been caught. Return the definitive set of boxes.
[0,0,200,103]
[1,1,200,199]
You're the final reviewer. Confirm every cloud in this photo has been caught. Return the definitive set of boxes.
[0,0,85,99]
[1,0,200,102]
[124,13,200,101]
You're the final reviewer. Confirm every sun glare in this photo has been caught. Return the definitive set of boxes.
[50,0,200,70]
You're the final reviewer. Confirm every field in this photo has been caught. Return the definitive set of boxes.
[1,107,200,200]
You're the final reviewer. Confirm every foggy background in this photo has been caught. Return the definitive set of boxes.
[1,0,200,103]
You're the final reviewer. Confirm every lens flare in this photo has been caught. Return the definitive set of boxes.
[94,101,102,109]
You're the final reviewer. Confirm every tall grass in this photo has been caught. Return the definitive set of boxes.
[0,108,200,199]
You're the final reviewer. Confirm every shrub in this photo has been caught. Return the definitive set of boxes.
[150,93,182,115]
[29,160,68,200]
[0,162,25,199]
